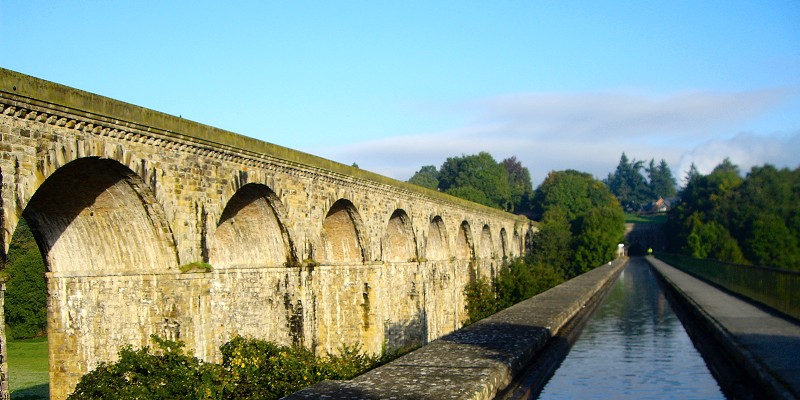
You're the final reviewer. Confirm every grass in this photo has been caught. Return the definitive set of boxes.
[7,336,49,399]
[624,213,667,224]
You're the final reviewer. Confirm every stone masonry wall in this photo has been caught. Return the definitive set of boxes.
[0,69,531,399]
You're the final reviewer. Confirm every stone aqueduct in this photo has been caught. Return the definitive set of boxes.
[0,69,532,398]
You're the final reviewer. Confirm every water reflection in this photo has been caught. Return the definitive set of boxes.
[538,258,724,399]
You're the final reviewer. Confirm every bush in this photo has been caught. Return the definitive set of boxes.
[463,256,565,325]
[463,277,498,325]
[69,336,227,400]
[69,335,399,400]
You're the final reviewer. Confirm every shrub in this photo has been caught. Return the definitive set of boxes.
[69,336,227,400]
[69,335,402,400]
[463,256,565,325]
[463,277,499,325]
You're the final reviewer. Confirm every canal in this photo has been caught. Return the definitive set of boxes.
[537,257,725,399]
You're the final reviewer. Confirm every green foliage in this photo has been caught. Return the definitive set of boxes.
[444,186,495,207]
[463,277,498,325]
[530,170,624,274]
[743,213,800,270]
[684,218,746,263]
[179,261,213,273]
[69,335,396,400]
[604,153,651,212]
[667,160,800,270]
[495,257,564,310]
[572,206,625,273]
[463,255,565,325]
[407,165,440,190]
[532,170,597,221]
[4,220,48,340]
[646,158,677,199]
[69,336,227,400]
[407,152,534,214]
[220,336,318,399]
[605,153,677,212]
[502,156,535,214]
[439,152,512,210]
[528,207,573,277]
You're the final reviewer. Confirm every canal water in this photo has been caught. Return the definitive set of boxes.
[538,258,725,399]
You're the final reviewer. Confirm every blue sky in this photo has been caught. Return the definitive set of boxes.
[2,1,799,186]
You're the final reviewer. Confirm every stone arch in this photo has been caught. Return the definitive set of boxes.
[319,199,367,264]
[512,230,522,257]
[210,183,296,269]
[479,225,493,259]
[21,157,178,274]
[500,228,509,259]
[426,216,450,261]
[383,209,417,263]
[525,226,535,253]
[455,221,474,260]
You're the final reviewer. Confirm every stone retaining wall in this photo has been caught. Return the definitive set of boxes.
[287,258,627,400]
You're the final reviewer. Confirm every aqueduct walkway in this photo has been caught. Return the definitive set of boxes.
[648,256,800,399]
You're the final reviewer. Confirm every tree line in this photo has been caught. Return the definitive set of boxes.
[409,154,626,274]
[666,159,800,270]
[409,154,627,324]
[604,153,677,212]
[408,152,534,214]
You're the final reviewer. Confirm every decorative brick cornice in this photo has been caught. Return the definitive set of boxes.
[0,91,527,223]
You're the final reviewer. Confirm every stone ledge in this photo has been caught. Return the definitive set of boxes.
[647,256,800,399]
[0,68,529,222]
[285,259,627,400]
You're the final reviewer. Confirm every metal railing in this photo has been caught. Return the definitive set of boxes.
[655,253,800,321]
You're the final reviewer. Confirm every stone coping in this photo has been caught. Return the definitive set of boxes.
[285,258,627,400]
[0,67,528,223]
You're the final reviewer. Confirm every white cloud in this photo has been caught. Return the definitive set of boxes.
[676,131,800,183]
[311,89,799,186]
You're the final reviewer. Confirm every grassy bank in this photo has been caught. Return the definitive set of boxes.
[624,213,667,224]
[7,337,49,399]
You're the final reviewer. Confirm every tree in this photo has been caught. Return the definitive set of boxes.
[407,153,534,214]
[532,170,596,221]
[408,165,440,190]
[495,257,562,310]
[605,153,650,212]
[531,169,625,273]
[744,213,800,269]
[724,165,800,267]
[684,217,747,263]
[501,156,534,214]
[646,159,677,199]
[667,158,744,252]
[572,205,625,273]
[4,220,48,339]
[445,186,494,207]
[667,159,800,270]
[684,163,701,186]
[529,207,574,278]
[438,152,513,211]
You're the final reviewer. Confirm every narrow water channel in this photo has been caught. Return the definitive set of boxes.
[538,258,725,399]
